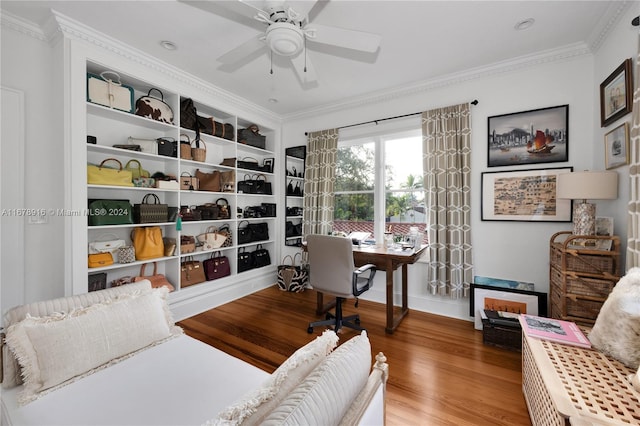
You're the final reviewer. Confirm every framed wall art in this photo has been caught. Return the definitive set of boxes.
[470,283,548,330]
[481,167,573,222]
[487,105,569,167]
[604,122,629,169]
[600,58,633,127]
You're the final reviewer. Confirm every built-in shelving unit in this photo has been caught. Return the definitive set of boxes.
[284,146,306,247]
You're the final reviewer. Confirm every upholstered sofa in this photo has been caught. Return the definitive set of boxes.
[0,281,387,425]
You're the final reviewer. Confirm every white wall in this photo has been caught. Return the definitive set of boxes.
[282,10,637,320]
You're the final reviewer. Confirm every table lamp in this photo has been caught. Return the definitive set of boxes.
[556,171,618,235]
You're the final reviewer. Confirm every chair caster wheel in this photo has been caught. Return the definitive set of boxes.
[307,327,314,334]
[325,313,332,320]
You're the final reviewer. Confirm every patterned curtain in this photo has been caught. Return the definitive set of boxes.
[302,129,339,237]
[422,103,473,299]
[628,31,640,270]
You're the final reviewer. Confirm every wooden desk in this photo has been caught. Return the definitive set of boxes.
[316,244,427,334]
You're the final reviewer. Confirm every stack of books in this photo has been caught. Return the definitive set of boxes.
[518,314,591,349]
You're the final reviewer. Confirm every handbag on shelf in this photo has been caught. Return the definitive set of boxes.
[261,203,276,217]
[110,275,134,287]
[87,158,134,187]
[197,226,228,250]
[251,244,271,269]
[88,252,113,268]
[181,256,206,287]
[197,116,234,140]
[195,204,219,221]
[133,177,156,188]
[133,193,168,224]
[220,158,236,167]
[135,88,174,124]
[86,71,134,113]
[215,198,231,219]
[179,134,192,160]
[237,174,255,194]
[163,237,176,257]
[180,97,198,131]
[253,174,272,195]
[293,181,302,196]
[88,272,108,292]
[237,220,253,245]
[127,137,158,155]
[237,247,253,273]
[179,205,201,221]
[237,124,266,149]
[218,223,233,247]
[276,253,308,293]
[203,251,231,281]
[248,222,269,242]
[117,245,136,264]
[220,170,235,192]
[180,235,196,254]
[124,159,150,180]
[237,157,261,171]
[180,172,199,191]
[88,234,126,255]
[133,262,174,292]
[112,144,141,152]
[88,199,134,226]
[286,220,297,238]
[131,226,164,260]
[157,137,177,158]
[191,138,207,162]
[195,169,221,192]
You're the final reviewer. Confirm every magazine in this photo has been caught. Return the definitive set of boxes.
[518,314,591,349]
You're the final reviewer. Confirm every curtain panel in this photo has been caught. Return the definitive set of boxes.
[628,31,640,270]
[302,129,339,237]
[422,103,473,299]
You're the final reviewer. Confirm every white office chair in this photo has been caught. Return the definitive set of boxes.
[306,234,377,334]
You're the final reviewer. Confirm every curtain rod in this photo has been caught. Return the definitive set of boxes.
[304,99,478,135]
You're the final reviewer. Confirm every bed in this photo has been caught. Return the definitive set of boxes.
[1,281,387,425]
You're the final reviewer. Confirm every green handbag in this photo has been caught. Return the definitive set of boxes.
[88,199,134,226]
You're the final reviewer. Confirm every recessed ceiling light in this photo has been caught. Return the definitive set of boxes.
[514,18,535,31]
[160,40,177,51]
[268,98,278,103]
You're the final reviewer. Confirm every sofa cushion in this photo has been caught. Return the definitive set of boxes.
[210,329,339,425]
[261,331,371,425]
[5,286,181,404]
[589,267,640,368]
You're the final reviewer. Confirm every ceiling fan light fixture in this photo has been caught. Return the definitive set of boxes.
[266,22,304,57]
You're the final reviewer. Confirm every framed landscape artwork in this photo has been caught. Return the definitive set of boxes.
[481,167,573,222]
[487,105,569,167]
[600,58,633,128]
[604,122,629,169]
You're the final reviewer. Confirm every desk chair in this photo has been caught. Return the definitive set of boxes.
[306,234,377,334]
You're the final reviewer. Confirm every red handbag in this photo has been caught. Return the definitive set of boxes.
[203,251,231,281]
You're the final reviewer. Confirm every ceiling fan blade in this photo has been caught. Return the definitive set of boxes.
[217,35,265,64]
[290,51,317,84]
[306,23,381,53]
[219,0,269,20]
[286,0,319,21]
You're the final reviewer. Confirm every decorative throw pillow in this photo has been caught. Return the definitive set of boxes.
[589,267,640,368]
[210,329,339,426]
[5,287,181,404]
[261,331,372,425]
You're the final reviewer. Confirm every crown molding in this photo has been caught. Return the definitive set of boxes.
[283,42,593,121]
[1,10,48,42]
[587,0,632,52]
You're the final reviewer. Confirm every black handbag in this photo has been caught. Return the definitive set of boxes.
[237,220,253,244]
[216,198,231,219]
[135,88,174,124]
[253,174,272,195]
[248,222,269,242]
[179,205,202,221]
[261,203,276,217]
[251,244,271,268]
[237,174,256,194]
[180,97,197,130]
[237,247,253,273]
[133,194,168,224]
[286,221,296,238]
[237,125,266,149]
[195,203,219,220]
[157,137,177,157]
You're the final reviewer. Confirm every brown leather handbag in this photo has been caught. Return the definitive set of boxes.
[195,169,221,192]
[181,256,207,287]
[133,262,174,292]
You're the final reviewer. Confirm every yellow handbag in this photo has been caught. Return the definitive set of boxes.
[131,226,164,260]
[87,158,134,187]
[88,252,114,268]
[124,159,150,179]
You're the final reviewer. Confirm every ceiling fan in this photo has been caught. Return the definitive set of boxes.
[207,0,382,84]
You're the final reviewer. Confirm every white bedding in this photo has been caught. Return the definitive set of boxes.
[1,335,269,426]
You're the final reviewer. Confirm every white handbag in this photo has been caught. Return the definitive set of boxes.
[87,71,134,113]
[128,137,158,155]
[197,226,228,250]
[89,234,126,261]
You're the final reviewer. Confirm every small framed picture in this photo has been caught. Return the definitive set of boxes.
[604,122,629,169]
[595,216,614,237]
[263,158,274,173]
[600,58,633,127]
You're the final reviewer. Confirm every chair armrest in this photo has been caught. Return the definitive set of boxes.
[353,264,376,297]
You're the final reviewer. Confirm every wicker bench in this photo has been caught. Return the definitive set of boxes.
[522,331,640,425]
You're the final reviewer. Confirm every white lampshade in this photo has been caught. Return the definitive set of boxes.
[556,171,618,201]
[556,171,618,235]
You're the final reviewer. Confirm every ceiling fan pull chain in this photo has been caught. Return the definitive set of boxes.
[304,37,307,73]
[270,50,274,75]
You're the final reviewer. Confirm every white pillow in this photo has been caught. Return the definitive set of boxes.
[261,331,372,426]
[210,329,339,426]
[5,287,181,404]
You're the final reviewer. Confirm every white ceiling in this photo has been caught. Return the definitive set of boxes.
[1,1,633,117]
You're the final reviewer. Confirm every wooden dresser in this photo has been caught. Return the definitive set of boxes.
[549,232,621,326]
[522,331,640,425]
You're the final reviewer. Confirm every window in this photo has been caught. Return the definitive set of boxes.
[334,124,426,243]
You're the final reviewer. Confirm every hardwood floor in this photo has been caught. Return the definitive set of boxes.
[178,286,532,426]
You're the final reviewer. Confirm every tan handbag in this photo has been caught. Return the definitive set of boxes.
[133,262,174,291]
[197,226,228,250]
[180,172,199,191]
[180,134,192,160]
[191,139,207,162]
[181,256,206,287]
[195,169,221,192]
